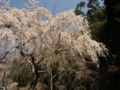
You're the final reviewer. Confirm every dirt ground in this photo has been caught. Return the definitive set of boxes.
[19,82,49,90]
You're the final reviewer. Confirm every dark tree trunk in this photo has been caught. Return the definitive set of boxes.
[28,54,39,90]
[29,72,39,90]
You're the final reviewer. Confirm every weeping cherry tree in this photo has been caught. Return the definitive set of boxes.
[0,0,108,90]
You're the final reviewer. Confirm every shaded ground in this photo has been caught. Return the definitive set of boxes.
[19,82,49,90]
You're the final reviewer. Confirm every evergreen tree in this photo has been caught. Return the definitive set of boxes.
[74,0,120,90]
[75,0,106,41]
[98,1,120,90]
[103,0,120,55]
[87,0,100,22]
[74,1,86,16]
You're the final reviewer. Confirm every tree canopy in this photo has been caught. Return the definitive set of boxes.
[74,1,86,16]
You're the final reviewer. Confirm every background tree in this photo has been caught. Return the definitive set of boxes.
[87,0,100,22]
[103,0,120,55]
[75,0,120,90]
[98,0,120,90]
[74,1,86,16]
[74,0,106,41]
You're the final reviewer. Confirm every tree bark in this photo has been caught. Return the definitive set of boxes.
[29,73,39,90]
[50,71,53,90]
[50,71,57,90]
[28,55,39,90]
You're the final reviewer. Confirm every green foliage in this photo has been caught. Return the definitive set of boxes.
[13,74,27,87]
[74,1,86,16]
[74,9,85,16]
[87,0,105,22]
[75,0,105,22]
[75,0,107,41]
[74,0,106,22]
[8,60,30,87]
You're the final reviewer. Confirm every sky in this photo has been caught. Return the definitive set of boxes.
[5,0,104,14]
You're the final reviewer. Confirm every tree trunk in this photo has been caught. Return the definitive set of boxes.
[29,73,39,90]
[50,71,53,90]
[28,55,39,90]
[50,71,57,90]
[2,69,6,86]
